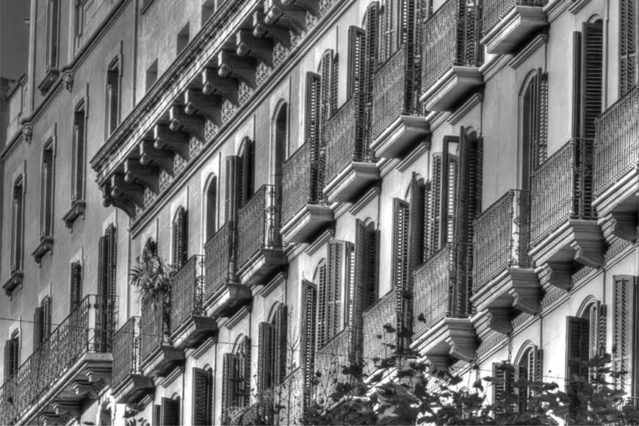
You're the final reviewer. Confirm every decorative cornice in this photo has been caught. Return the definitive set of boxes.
[223,306,250,330]
[508,32,548,69]
[348,186,380,216]
[447,92,483,125]
[62,71,74,92]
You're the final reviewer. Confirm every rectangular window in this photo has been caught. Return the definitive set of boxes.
[3,332,19,382]
[177,24,190,54]
[98,225,117,352]
[11,178,25,272]
[34,297,52,348]
[201,0,215,25]
[40,143,55,238]
[106,60,121,136]
[75,0,85,38]
[70,261,83,311]
[46,0,60,69]
[72,103,86,202]
[146,60,158,93]
[192,367,212,425]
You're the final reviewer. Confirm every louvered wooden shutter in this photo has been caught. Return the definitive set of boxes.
[225,156,239,222]
[330,54,339,116]
[221,353,236,424]
[153,404,161,426]
[3,340,10,382]
[161,397,180,425]
[319,50,335,127]
[347,27,366,99]
[192,367,212,426]
[238,139,255,209]
[70,262,82,310]
[493,363,514,405]
[619,0,636,96]
[423,180,434,259]
[354,220,378,316]
[4,338,19,380]
[363,3,380,153]
[239,338,251,407]
[531,71,548,170]
[305,72,323,201]
[33,307,43,348]
[379,0,399,63]
[326,242,344,343]
[613,276,638,393]
[408,174,425,268]
[400,0,415,50]
[274,305,288,385]
[572,32,582,138]
[41,297,52,341]
[316,262,328,348]
[432,155,443,250]
[172,207,188,270]
[103,225,117,351]
[302,282,317,406]
[392,199,410,293]
[588,301,606,359]
[566,316,590,380]
[258,321,275,393]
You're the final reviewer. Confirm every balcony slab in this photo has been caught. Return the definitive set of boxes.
[482,6,547,55]
[594,169,639,243]
[141,345,184,378]
[170,315,218,349]
[411,317,476,371]
[419,66,483,112]
[370,115,429,159]
[324,161,380,203]
[113,374,154,405]
[204,283,252,318]
[238,248,287,287]
[281,204,333,244]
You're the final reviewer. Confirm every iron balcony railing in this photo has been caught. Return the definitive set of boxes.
[482,0,548,36]
[421,0,482,93]
[170,255,205,333]
[594,85,639,198]
[204,221,234,297]
[371,45,416,142]
[140,297,167,366]
[412,245,460,337]
[324,96,366,184]
[281,142,324,226]
[112,316,140,391]
[362,291,397,365]
[236,184,282,269]
[0,295,113,424]
[530,138,594,245]
[314,328,355,398]
[473,190,530,291]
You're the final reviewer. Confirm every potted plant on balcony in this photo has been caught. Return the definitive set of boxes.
[130,238,174,344]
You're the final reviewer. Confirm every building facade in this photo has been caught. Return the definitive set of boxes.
[0,0,637,424]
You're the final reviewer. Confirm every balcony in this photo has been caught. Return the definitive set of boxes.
[323,97,379,203]
[111,317,154,404]
[280,143,333,244]
[370,46,429,159]
[362,292,398,370]
[411,246,476,370]
[170,256,217,349]
[315,328,356,397]
[471,190,540,334]
[204,222,251,317]
[593,85,639,242]
[140,298,184,377]
[236,185,287,286]
[481,0,548,55]
[529,138,604,290]
[420,0,483,112]
[0,295,113,425]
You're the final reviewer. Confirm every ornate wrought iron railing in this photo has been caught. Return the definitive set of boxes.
[0,295,113,424]
[324,97,365,184]
[232,401,274,426]
[204,221,233,297]
[371,45,416,142]
[412,246,456,337]
[281,142,324,225]
[314,328,355,398]
[140,297,166,366]
[422,0,482,93]
[170,255,205,333]
[473,190,530,291]
[112,316,140,391]
[482,0,548,36]
[594,85,639,198]
[236,185,282,269]
[530,138,594,245]
[362,291,397,366]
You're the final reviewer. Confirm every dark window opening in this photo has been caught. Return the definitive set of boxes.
[41,143,55,238]
[72,104,86,202]
[106,60,121,135]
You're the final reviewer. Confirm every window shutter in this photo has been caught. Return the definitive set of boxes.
[330,53,339,116]
[613,276,638,393]
[3,340,10,382]
[588,301,606,359]
[319,50,335,127]
[619,0,637,96]
[33,307,43,348]
[160,397,180,425]
[305,72,323,201]
[572,32,582,139]
[173,207,188,270]
[103,225,117,351]
[408,174,426,268]
[192,367,212,426]
[493,362,514,405]
[566,316,590,380]
[302,281,317,406]
[221,353,236,424]
[274,305,288,385]
[316,262,328,348]
[354,220,378,317]
[4,338,19,381]
[41,297,52,341]
[239,338,251,407]
[423,180,434,259]
[400,0,415,50]
[347,27,366,99]
[70,262,82,310]
[258,321,275,393]
[432,155,443,249]
[238,140,255,209]
[152,404,161,426]
[392,199,410,293]
[326,241,344,343]
[364,2,379,151]
[225,156,239,222]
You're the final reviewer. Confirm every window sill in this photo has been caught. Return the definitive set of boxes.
[63,199,86,229]
[3,270,23,296]
[37,68,60,95]
[32,236,54,264]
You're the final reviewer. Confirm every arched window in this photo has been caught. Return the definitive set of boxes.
[520,71,547,191]
[566,300,605,382]
[516,346,541,411]
[221,336,251,424]
[204,175,217,242]
[237,137,255,209]
[258,304,288,394]
[273,102,288,183]
[172,206,188,270]
[192,366,213,425]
